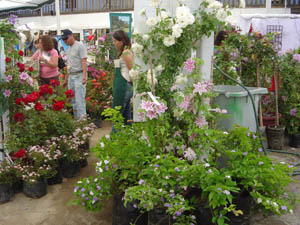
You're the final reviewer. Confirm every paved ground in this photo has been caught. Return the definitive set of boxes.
[0,123,300,225]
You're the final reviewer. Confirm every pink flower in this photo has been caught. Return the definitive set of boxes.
[141,100,153,111]
[193,82,209,96]
[138,111,146,121]
[189,133,197,141]
[99,35,106,42]
[195,116,205,128]
[292,54,300,63]
[179,96,190,111]
[281,96,286,102]
[290,108,298,116]
[174,130,181,137]
[5,75,13,82]
[183,58,195,72]
[170,84,178,91]
[19,72,29,80]
[3,89,11,97]
[156,103,168,115]
[147,110,157,120]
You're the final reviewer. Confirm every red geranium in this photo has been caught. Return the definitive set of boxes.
[17,62,25,72]
[50,79,60,87]
[39,84,53,96]
[18,50,24,56]
[28,67,34,72]
[5,57,11,63]
[14,112,24,122]
[65,89,74,98]
[25,91,39,103]
[34,102,43,111]
[15,98,23,105]
[53,100,65,111]
[13,149,26,158]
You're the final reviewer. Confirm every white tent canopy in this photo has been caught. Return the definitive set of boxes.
[0,0,51,11]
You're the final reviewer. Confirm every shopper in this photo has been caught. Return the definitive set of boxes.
[31,35,59,85]
[111,30,134,127]
[62,29,87,120]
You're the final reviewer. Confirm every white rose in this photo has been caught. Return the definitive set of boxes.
[177,17,189,28]
[176,5,190,20]
[139,8,146,17]
[131,43,143,54]
[142,34,150,41]
[146,17,158,27]
[160,11,170,20]
[225,15,237,26]
[155,65,164,72]
[208,1,223,9]
[175,73,187,85]
[129,69,139,80]
[216,8,228,21]
[172,24,183,38]
[149,0,162,8]
[163,35,175,47]
[257,198,262,204]
[187,14,195,25]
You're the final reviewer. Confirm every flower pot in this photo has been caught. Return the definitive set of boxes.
[23,179,47,199]
[79,158,88,168]
[0,183,14,204]
[93,117,102,128]
[112,194,147,225]
[262,114,282,127]
[266,126,285,150]
[289,134,300,148]
[60,158,80,178]
[148,208,169,225]
[47,167,63,185]
[12,179,23,193]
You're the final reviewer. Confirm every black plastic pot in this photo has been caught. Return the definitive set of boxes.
[23,179,47,199]
[112,194,148,225]
[0,183,14,204]
[227,193,252,225]
[93,117,102,128]
[289,134,300,148]
[148,208,170,225]
[12,179,23,193]
[266,126,285,150]
[60,159,80,178]
[79,158,88,168]
[47,167,63,185]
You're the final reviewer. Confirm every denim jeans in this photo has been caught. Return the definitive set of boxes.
[68,73,86,119]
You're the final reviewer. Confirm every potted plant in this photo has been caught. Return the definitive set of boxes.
[0,161,17,203]
[278,48,300,148]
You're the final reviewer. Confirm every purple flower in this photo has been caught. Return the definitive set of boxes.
[96,185,101,190]
[8,14,17,25]
[93,197,98,203]
[217,187,222,192]
[281,96,286,102]
[3,89,11,97]
[290,108,298,116]
[214,140,218,144]
[74,186,79,192]
[113,164,117,168]
[258,161,264,165]
[175,211,182,216]
[81,188,86,192]
[138,179,144,185]
[169,193,175,198]
[85,197,89,200]
[99,35,106,42]
[154,164,159,168]
[174,167,180,172]
[281,205,287,211]
[223,190,230,195]
[179,95,190,111]
[231,52,238,60]
[5,75,12,82]
[243,152,247,156]
[243,57,249,62]
[105,165,109,171]
[81,193,85,197]
[292,54,300,63]
[164,203,172,207]
[133,204,137,208]
[82,202,85,206]
[258,148,263,152]
[189,133,197,141]
[183,58,195,72]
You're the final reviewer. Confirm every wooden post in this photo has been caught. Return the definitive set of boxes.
[274,63,279,127]
[256,58,263,127]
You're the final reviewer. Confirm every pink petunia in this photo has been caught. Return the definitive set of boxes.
[5,75,13,82]
[19,72,29,80]
[3,89,11,97]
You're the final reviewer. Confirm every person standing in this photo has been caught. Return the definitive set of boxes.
[62,29,87,120]
[31,35,59,85]
[111,30,134,127]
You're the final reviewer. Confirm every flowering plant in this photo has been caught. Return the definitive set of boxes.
[278,48,300,134]
[0,161,21,184]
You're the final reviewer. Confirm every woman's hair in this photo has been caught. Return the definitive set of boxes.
[41,35,54,51]
[112,30,131,58]
[214,31,228,46]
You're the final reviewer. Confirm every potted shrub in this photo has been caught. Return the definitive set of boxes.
[0,161,17,204]
[278,49,300,148]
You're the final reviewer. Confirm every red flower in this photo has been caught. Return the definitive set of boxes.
[53,100,65,111]
[14,112,24,122]
[86,97,91,101]
[15,98,23,105]
[50,79,60,87]
[5,57,11,63]
[88,34,94,41]
[28,67,34,72]
[249,24,253,33]
[102,71,106,77]
[39,84,53,96]
[13,149,26,158]
[34,102,43,111]
[18,50,24,56]
[25,91,39,103]
[17,62,25,72]
[65,89,74,98]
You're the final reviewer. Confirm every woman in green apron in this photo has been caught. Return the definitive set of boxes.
[112,30,134,130]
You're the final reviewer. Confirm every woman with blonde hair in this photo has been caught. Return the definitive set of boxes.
[31,35,59,85]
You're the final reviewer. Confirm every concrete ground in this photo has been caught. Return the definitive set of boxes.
[0,122,300,225]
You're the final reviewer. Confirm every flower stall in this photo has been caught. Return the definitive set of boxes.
[70,1,297,225]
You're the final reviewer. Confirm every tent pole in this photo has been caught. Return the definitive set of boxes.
[55,0,61,35]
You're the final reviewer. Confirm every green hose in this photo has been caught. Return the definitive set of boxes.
[213,63,300,175]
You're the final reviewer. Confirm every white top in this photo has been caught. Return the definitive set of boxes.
[120,58,131,83]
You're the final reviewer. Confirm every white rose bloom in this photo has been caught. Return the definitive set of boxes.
[163,35,175,47]
[178,0,186,3]
[225,15,237,26]
[172,24,183,38]
[216,8,228,21]
[175,73,187,85]
[132,43,143,54]
[176,5,190,20]
[149,0,162,8]
[160,11,170,20]
[142,34,150,41]
[146,17,158,27]
[139,8,146,17]
[129,69,139,80]
[147,69,157,86]
[177,17,189,28]
[155,65,164,72]
[239,0,246,8]
[208,1,223,9]
[257,198,262,204]
[187,14,195,25]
